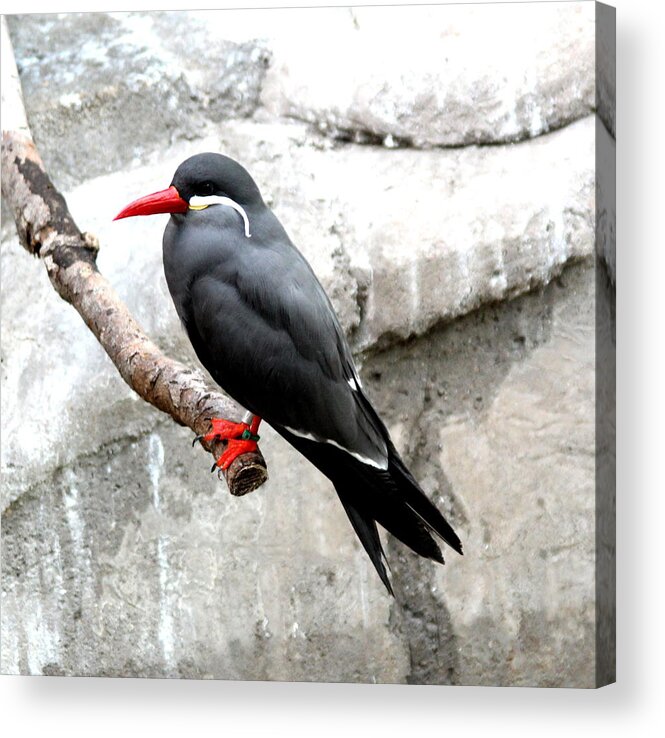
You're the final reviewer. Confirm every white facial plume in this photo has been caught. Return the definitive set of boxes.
[188,195,252,238]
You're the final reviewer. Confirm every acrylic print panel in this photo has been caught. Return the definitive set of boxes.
[0,2,615,687]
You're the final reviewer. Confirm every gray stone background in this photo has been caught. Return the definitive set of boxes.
[1,4,614,686]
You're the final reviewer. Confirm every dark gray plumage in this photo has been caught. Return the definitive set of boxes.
[153,153,462,593]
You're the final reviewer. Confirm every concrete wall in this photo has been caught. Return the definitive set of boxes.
[1,4,613,686]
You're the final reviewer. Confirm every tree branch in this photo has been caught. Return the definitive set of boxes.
[0,18,268,496]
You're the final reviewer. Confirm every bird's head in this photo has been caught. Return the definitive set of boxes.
[114,153,262,233]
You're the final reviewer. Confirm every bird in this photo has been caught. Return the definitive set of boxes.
[114,152,462,595]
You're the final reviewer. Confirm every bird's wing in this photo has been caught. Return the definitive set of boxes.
[185,243,389,469]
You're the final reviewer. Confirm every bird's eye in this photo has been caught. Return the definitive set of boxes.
[200,182,214,196]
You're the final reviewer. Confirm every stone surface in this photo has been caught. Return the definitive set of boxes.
[595,262,616,687]
[1,423,408,681]
[1,115,594,511]
[260,3,595,147]
[596,3,616,139]
[359,261,598,687]
[597,117,616,283]
[594,2,616,285]
[7,4,599,191]
[1,258,598,684]
[1,5,610,686]
[7,11,270,190]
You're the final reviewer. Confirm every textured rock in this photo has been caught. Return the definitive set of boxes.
[1,5,610,686]
[363,261,597,686]
[1,115,594,510]
[596,3,616,139]
[1,258,598,684]
[7,4,600,191]
[261,3,595,147]
[596,117,616,282]
[0,422,408,681]
[7,12,270,189]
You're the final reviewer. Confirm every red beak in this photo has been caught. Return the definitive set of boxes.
[113,185,188,220]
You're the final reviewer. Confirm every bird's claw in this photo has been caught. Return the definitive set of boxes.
[197,417,261,473]
[201,418,250,445]
[213,438,259,471]
[192,434,204,447]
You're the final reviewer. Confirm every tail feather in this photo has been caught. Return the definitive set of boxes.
[353,392,463,556]
[275,423,462,595]
[365,481,445,564]
[337,489,394,596]
[335,456,452,595]
[388,446,464,555]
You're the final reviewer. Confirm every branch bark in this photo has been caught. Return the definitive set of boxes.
[0,18,267,496]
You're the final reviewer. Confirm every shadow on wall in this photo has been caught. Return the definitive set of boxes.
[364,262,592,686]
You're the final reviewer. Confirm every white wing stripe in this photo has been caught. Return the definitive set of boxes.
[284,426,388,470]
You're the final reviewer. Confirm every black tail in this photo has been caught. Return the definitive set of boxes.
[277,426,463,596]
[387,443,463,556]
[336,490,394,596]
[333,445,462,595]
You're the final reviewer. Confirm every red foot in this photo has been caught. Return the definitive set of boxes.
[198,417,262,471]
[215,438,258,470]
[202,418,248,445]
